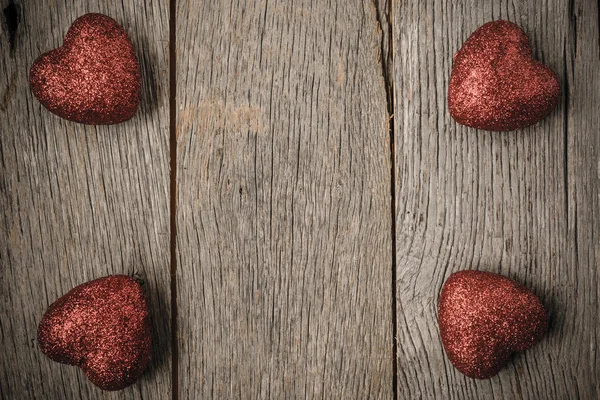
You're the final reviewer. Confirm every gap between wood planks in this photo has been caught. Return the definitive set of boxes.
[169,0,178,398]
[373,0,398,397]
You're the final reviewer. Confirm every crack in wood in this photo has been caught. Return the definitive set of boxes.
[373,0,398,398]
[2,0,19,54]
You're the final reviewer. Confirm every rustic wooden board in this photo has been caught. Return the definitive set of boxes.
[393,0,599,399]
[0,1,171,399]
[3,0,598,398]
[176,1,394,398]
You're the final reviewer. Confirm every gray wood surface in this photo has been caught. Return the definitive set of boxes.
[393,0,599,399]
[0,1,171,399]
[2,0,599,398]
[176,1,394,398]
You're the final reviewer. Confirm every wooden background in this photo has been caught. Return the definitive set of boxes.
[1,0,598,399]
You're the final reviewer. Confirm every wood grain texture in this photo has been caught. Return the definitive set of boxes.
[0,1,170,399]
[565,0,600,396]
[3,0,598,398]
[176,1,394,398]
[393,0,599,399]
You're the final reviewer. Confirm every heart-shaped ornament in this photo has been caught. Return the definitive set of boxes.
[448,20,560,131]
[29,13,141,125]
[438,270,548,379]
[38,275,151,391]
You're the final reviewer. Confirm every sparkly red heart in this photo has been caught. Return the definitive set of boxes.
[448,20,560,131]
[38,275,151,391]
[438,270,548,379]
[29,13,141,125]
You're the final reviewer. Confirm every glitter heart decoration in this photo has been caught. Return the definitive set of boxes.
[38,275,151,391]
[438,270,548,379]
[29,13,141,125]
[448,20,560,131]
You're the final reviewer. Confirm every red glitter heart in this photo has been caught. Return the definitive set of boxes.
[438,270,548,379]
[29,13,141,125]
[448,20,560,131]
[38,275,151,391]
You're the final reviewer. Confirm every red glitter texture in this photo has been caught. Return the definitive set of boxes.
[29,13,141,125]
[448,20,560,131]
[38,275,151,391]
[438,270,548,379]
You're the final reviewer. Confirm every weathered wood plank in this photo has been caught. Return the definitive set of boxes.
[0,1,170,399]
[176,1,394,398]
[564,0,600,396]
[393,0,598,398]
